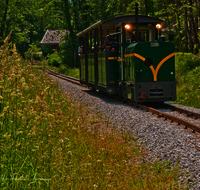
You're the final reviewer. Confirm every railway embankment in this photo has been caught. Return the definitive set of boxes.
[1,38,192,189]
[175,53,200,109]
[49,73,200,189]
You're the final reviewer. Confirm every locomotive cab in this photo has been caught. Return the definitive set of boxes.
[77,12,176,103]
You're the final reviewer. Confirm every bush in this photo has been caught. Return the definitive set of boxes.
[59,33,79,68]
[24,44,43,61]
[175,53,200,108]
[176,66,200,108]
[175,53,200,78]
[47,51,62,67]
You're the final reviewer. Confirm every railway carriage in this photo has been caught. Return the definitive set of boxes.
[77,5,176,103]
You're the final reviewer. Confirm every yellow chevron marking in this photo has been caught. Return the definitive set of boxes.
[109,57,118,60]
[150,53,175,81]
[134,53,145,61]
[117,58,125,61]
[124,52,175,81]
[124,53,135,57]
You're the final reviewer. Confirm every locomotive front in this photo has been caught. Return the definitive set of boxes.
[121,23,176,103]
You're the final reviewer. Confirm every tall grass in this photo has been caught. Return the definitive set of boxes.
[175,53,200,108]
[0,36,191,189]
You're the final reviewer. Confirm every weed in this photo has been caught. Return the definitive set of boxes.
[0,35,191,189]
[175,53,200,108]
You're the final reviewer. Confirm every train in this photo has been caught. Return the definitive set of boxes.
[77,4,176,103]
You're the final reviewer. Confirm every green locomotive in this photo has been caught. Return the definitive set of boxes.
[77,6,176,103]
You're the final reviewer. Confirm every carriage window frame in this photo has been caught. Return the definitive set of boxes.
[126,25,155,43]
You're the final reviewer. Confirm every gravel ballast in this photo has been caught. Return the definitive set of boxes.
[50,75,200,189]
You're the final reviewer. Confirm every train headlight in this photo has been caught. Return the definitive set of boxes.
[156,24,162,29]
[125,24,131,30]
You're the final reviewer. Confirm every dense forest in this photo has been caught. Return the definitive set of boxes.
[0,0,200,67]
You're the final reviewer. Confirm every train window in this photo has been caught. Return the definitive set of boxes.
[126,25,155,43]
[139,30,148,42]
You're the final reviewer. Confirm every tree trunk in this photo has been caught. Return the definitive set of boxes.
[145,0,148,16]
[194,0,199,43]
[176,0,183,52]
[72,0,79,32]
[164,2,171,33]
[183,5,190,52]
[62,0,77,65]
[188,0,198,48]
[0,0,9,40]
[120,0,123,14]
[152,0,154,16]
[125,0,127,13]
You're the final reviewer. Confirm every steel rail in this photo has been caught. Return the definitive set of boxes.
[127,100,200,132]
[163,104,200,119]
[47,69,200,147]
[47,70,80,85]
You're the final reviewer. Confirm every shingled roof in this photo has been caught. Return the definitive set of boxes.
[41,29,68,45]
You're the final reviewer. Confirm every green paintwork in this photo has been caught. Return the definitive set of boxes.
[88,54,95,83]
[107,51,119,86]
[80,54,85,80]
[98,52,106,85]
[125,41,175,82]
[98,51,119,87]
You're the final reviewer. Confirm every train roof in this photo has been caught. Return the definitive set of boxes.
[77,15,163,37]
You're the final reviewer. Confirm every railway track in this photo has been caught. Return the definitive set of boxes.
[47,69,80,85]
[47,69,200,149]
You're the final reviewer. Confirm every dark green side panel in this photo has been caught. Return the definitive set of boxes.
[88,54,95,83]
[80,55,85,81]
[125,42,175,82]
[107,51,119,86]
[98,51,119,87]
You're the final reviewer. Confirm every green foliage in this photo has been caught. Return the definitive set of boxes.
[175,53,200,77]
[175,53,200,108]
[193,44,199,55]
[41,45,52,57]
[47,51,62,67]
[59,34,79,68]
[0,35,192,190]
[24,44,43,60]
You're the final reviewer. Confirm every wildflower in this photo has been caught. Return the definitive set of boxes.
[59,131,62,134]
[3,106,9,112]
[34,95,41,104]
[0,113,4,117]
[16,131,23,135]
[93,184,98,188]
[68,151,72,156]
[58,148,62,151]
[59,139,63,143]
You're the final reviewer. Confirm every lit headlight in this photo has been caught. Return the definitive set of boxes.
[125,24,131,30]
[156,24,162,29]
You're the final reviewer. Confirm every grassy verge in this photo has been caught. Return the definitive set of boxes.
[0,37,192,189]
[175,53,200,109]
[35,65,80,79]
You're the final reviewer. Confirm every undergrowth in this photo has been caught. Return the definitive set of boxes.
[175,53,200,108]
[0,35,192,189]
